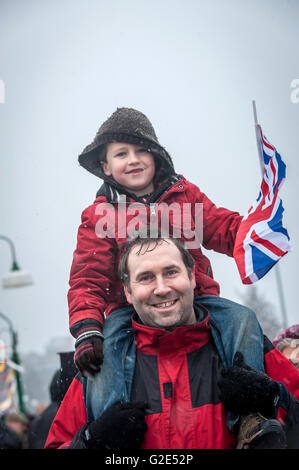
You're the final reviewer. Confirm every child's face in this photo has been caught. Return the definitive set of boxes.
[102,142,155,196]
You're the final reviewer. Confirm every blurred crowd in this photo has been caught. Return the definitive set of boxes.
[0,351,77,449]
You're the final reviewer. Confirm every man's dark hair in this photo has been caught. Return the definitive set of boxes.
[118,234,194,291]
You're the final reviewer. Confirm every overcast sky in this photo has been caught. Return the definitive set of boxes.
[0,0,298,354]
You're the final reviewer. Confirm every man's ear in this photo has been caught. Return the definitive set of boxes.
[123,284,133,304]
[101,161,112,176]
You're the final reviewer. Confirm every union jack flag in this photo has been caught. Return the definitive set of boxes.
[233,125,291,284]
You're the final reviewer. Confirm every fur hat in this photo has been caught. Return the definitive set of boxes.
[78,107,174,179]
[272,324,299,348]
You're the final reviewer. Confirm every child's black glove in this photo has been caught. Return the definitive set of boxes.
[83,401,147,449]
[71,319,105,376]
[74,335,104,376]
[218,352,280,418]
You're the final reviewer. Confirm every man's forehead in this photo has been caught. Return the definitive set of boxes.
[130,239,178,257]
[128,239,182,270]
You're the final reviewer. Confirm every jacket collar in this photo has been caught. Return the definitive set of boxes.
[95,173,181,204]
[131,301,211,355]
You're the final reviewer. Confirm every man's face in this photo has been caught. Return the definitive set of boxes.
[124,239,197,329]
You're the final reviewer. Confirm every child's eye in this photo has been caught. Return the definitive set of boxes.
[137,148,148,153]
[115,151,126,158]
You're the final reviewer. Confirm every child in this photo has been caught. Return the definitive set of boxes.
[68,107,265,427]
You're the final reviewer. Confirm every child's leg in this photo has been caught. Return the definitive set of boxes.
[197,295,264,372]
[196,295,265,433]
[85,306,135,422]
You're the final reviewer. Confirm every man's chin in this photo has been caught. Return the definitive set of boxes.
[152,315,181,329]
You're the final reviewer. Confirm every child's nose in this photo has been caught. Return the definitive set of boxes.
[127,150,140,164]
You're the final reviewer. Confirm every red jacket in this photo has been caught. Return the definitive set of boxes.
[45,308,299,449]
[68,175,242,333]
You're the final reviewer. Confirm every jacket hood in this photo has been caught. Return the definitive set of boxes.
[50,351,77,403]
[49,369,62,403]
[78,107,175,183]
[58,351,77,400]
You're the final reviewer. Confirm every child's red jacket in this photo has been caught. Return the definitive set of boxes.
[68,175,242,333]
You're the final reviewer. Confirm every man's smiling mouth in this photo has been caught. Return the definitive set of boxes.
[153,300,177,308]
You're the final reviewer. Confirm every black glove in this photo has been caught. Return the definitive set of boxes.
[84,402,147,449]
[71,319,105,376]
[74,335,104,377]
[218,352,280,418]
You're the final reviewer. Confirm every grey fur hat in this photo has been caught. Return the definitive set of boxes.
[78,107,175,178]
[272,324,299,348]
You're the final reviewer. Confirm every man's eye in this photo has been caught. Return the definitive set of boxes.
[167,270,178,276]
[139,275,153,283]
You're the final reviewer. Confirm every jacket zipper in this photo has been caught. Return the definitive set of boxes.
[148,176,183,216]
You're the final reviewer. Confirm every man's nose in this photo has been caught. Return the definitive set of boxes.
[153,277,171,296]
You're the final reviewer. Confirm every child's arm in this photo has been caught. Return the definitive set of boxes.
[68,203,118,374]
[189,182,243,256]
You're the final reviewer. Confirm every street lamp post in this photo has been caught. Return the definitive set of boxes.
[0,234,33,414]
[0,311,25,414]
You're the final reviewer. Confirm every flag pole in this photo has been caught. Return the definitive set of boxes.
[252,100,265,176]
[252,100,288,330]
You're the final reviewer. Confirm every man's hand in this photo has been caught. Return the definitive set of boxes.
[74,336,104,377]
[218,352,280,418]
[84,402,148,449]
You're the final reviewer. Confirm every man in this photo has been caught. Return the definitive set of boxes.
[45,236,299,449]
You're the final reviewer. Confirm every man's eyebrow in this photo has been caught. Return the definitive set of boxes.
[163,264,180,271]
[133,264,181,280]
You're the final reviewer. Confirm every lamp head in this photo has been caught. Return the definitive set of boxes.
[2,269,33,288]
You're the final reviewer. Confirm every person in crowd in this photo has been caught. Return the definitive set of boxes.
[46,235,299,449]
[0,411,29,449]
[272,324,299,370]
[28,351,77,449]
